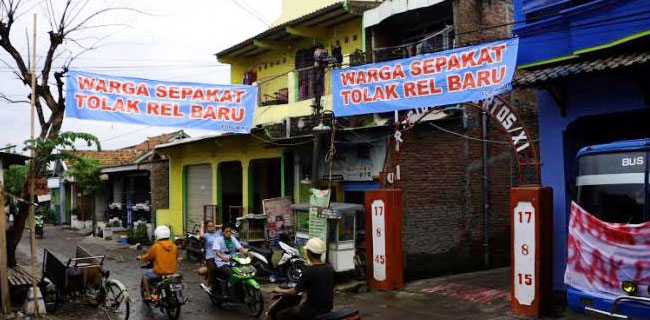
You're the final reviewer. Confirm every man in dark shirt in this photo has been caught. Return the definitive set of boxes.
[272,237,334,320]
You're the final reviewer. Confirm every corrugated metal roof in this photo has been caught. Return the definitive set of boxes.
[514,51,650,88]
[216,1,378,58]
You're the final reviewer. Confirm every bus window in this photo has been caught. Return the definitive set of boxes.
[576,152,646,224]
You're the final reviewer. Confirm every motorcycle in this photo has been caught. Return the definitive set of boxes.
[199,252,264,317]
[250,241,307,282]
[265,282,361,320]
[35,214,44,239]
[175,224,204,262]
[139,262,187,320]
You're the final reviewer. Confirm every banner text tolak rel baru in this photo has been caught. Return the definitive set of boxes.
[332,38,519,116]
[66,71,258,133]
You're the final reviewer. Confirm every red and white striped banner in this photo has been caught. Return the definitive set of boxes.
[565,201,650,298]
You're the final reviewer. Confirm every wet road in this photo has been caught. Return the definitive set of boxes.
[17,225,270,320]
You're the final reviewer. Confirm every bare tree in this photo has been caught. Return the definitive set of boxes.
[0,0,137,266]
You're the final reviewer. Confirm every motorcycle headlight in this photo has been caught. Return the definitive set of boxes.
[622,281,637,294]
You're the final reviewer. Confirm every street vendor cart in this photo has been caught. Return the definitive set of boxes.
[291,203,364,274]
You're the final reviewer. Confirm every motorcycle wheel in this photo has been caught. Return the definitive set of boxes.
[286,260,306,282]
[185,239,202,262]
[164,291,181,320]
[244,286,264,317]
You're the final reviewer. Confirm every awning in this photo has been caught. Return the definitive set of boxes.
[514,51,650,88]
[363,0,446,28]
[0,152,29,168]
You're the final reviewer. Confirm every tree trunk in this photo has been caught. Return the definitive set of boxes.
[6,148,51,267]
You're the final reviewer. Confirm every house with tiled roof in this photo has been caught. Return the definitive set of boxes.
[52,131,188,231]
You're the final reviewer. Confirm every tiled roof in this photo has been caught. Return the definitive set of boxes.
[121,130,186,152]
[64,150,141,167]
[63,130,185,168]
[514,51,650,88]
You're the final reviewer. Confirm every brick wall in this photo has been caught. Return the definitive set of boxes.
[140,160,170,210]
[397,108,518,279]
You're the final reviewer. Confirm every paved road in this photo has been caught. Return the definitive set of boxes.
[17,225,268,320]
[16,225,594,320]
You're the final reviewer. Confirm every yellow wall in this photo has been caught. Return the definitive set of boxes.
[227,17,364,126]
[273,0,375,26]
[156,135,284,236]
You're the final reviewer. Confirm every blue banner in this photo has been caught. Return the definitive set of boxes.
[332,38,518,117]
[66,71,257,133]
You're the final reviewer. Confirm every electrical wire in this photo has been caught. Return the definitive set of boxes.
[427,121,511,144]
[227,0,272,28]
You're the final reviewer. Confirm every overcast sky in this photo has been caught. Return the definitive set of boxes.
[0,0,282,152]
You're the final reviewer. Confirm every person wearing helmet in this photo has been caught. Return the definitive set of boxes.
[213,223,248,297]
[270,237,334,320]
[138,225,179,300]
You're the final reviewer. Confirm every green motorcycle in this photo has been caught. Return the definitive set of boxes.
[200,253,264,317]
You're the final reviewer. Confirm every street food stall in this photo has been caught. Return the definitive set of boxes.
[291,202,363,273]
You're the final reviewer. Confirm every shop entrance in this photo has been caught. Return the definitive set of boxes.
[249,158,282,215]
[219,161,242,225]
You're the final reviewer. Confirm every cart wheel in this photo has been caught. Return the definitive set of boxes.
[38,280,57,312]
[103,282,130,320]
[353,251,367,281]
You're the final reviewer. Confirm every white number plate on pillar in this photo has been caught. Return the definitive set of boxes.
[371,199,386,281]
[514,201,535,306]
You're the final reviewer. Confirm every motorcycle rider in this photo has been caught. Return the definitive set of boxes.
[138,225,179,300]
[270,237,334,320]
[213,223,248,297]
[200,220,219,289]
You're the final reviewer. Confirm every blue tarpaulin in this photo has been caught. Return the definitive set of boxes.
[65,70,258,133]
[332,38,518,117]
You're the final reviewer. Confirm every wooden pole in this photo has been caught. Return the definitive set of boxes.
[0,159,12,316]
[28,13,39,317]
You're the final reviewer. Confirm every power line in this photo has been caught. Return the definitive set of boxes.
[228,0,272,28]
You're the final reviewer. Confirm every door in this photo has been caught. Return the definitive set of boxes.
[185,164,212,232]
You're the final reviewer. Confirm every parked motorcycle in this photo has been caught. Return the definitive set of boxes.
[250,241,306,282]
[175,224,204,262]
[139,262,187,320]
[199,252,264,317]
[35,214,44,239]
[265,282,360,320]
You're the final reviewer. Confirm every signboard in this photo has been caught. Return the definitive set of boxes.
[66,70,258,133]
[371,199,386,281]
[47,178,60,189]
[332,38,518,117]
[262,197,293,239]
[308,189,331,243]
[513,201,536,306]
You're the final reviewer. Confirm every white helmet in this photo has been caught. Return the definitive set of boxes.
[154,225,171,240]
[304,237,326,255]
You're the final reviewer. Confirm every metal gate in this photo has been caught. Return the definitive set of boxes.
[185,164,212,232]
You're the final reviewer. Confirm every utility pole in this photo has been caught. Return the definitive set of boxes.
[28,13,40,316]
[311,46,328,187]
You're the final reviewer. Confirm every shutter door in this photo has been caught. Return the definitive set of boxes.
[186,164,212,231]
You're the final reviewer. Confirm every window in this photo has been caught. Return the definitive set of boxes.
[295,48,324,101]
[576,152,647,223]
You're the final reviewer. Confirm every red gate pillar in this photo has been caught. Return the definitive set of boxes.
[364,189,403,290]
[510,186,553,317]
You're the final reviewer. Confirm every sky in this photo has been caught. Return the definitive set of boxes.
[0,0,282,152]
